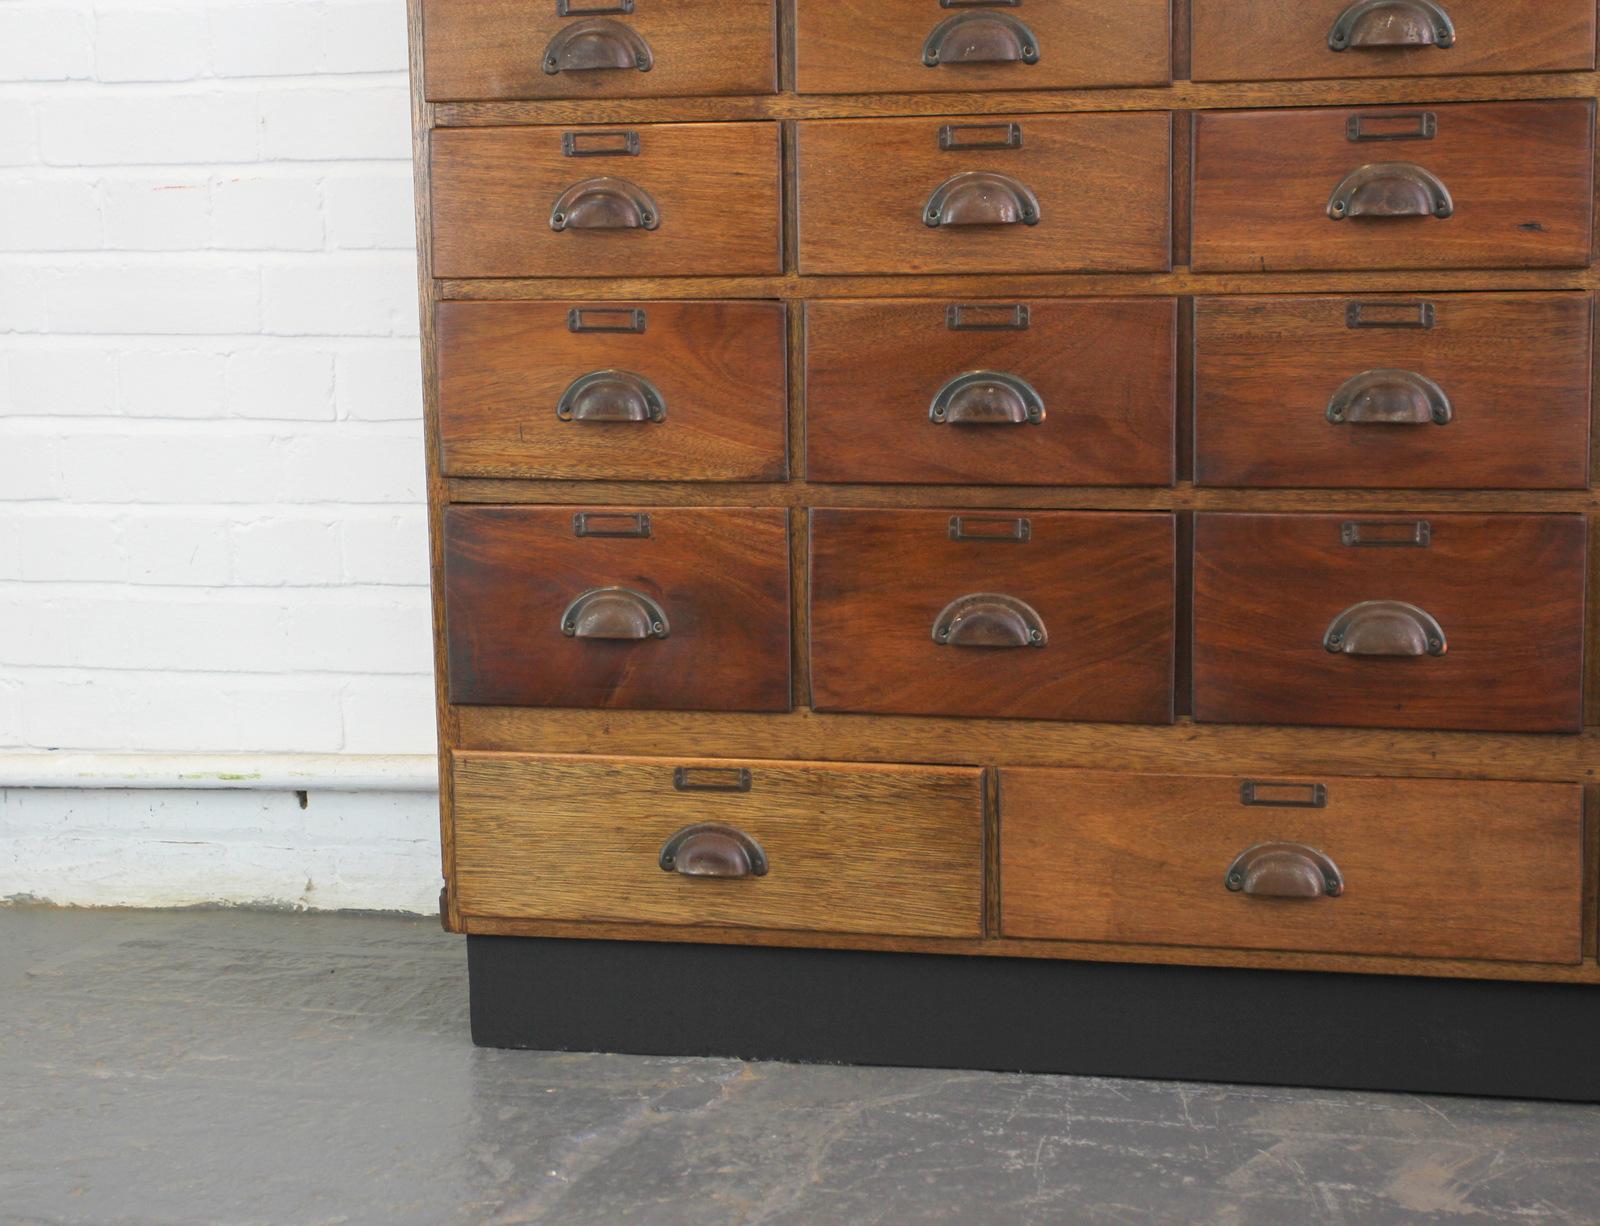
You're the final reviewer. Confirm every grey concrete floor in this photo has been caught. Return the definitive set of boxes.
[3,910,1599,1226]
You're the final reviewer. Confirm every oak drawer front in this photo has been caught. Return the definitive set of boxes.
[796,113,1172,276]
[444,506,791,711]
[423,0,778,102]
[794,0,1169,96]
[430,122,783,279]
[451,752,984,937]
[1192,0,1596,83]
[1000,769,1584,964]
[806,298,1176,487]
[438,300,788,482]
[1194,293,1594,490]
[1192,513,1588,733]
[809,509,1176,722]
[1191,100,1596,273]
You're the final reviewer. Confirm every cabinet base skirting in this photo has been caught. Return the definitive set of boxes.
[468,936,1600,1102]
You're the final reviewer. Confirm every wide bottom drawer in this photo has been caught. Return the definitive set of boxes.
[452,752,985,938]
[1000,769,1583,964]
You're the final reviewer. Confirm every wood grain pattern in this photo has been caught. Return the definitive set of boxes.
[793,0,1170,96]
[451,751,984,937]
[443,505,792,711]
[1193,512,1589,733]
[1000,769,1584,964]
[1194,292,1595,489]
[430,122,782,278]
[422,0,777,102]
[804,297,1176,486]
[1192,99,1596,272]
[809,509,1176,722]
[436,299,788,481]
[1191,0,1597,84]
[795,112,1172,275]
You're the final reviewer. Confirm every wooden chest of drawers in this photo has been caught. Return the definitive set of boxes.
[408,0,1600,1099]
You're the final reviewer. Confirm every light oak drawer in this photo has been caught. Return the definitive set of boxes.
[1194,293,1594,490]
[794,0,1169,95]
[1192,513,1588,733]
[809,509,1176,722]
[796,113,1172,276]
[1192,100,1595,272]
[1192,0,1596,83]
[430,122,783,278]
[422,0,778,101]
[452,752,984,937]
[438,300,788,482]
[1000,769,1584,964]
[444,506,791,712]
[805,298,1176,487]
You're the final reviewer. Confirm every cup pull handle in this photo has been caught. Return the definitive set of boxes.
[922,12,1040,67]
[930,371,1045,425]
[543,18,654,74]
[659,823,768,878]
[557,369,666,423]
[1226,843,1344,899]
[1328,162,1453,220]
[1329,0,1455,51]
[924,172,1041,228]
[550,177,660,232]
[1326,369,1452,426]
[561,587,670,640]
[1323,600,1447,657]
[932,593,1047,648]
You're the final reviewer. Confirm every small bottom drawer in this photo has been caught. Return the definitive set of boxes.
[453,752,984,938]
[1000,769,1583,964]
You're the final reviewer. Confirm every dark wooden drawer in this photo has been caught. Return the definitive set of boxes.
[438,300,788,482]
[1192,513,1588,732]
[1192,0,1596,83]
[805,298,1176,487]
[422,0,777,101]
[796,113,1172,276]
[794,0,1169,95]
[451,752,984,936]
[431,122,782,279]
[809,509,1176,722]
[1192,100,1595,272]
[1000,769,1584,964]
[1194,293,1594,490]
[444,506,791,711]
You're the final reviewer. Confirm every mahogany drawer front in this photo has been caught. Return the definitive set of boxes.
[430,122,783,279]
[809,509,1176,722]
[795,113,1172,276]
[451,752,984,937]
[437,300,788,482]
[1192,0,1596,83]
[444,506,791,712]
[805,298,1176,487]
[1194,293,1594,490]
[422,0,778,102]
[1191,100,1596,273]
[1192,512,1588,733]
[999,769,1584,964]
[794,0,1170,96]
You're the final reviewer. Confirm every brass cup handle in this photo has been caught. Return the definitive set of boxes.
[543,18,654,74]
[1226,843,1344,899]
[930,371,1045,425]
[1329,0,1455,51]
[1324,600,1447,657]
[659,823,769,878]
[1328,162,1453,220]
[561,587,670,640]
[557,369,666,423]
[1326,369,1452,426]
[922,12,1041,67]
[925,172,1041,228]
[932,593,1048,649]
[550,177,661,232]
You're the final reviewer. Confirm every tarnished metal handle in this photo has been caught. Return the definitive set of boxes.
[1329,0,1455,51]
[922,12,1040,67]
[925,172,1040,228]
[550,177,660,232]
[543,18,654,74]
[930,371,1045,425]
[932,593,1047,648]
[557,369,666,423]
[561,587,669,640]
[1326,369,1452,426]
[1226,844,1344,899]
[1328,163,1453,220]
[659,823,768,878]
[1324,600,1447,657]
